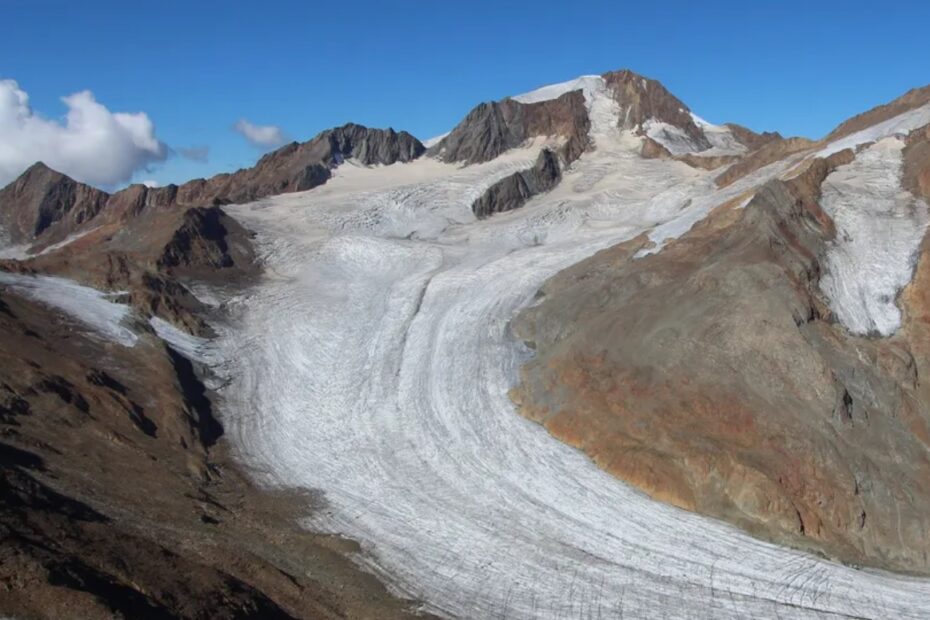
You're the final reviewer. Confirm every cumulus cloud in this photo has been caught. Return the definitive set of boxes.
[177,145,209,162]
[0,79,168,187]
[140,179,160,188]
[233,118,288,148]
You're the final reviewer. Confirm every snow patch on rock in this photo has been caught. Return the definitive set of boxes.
[820,137,930,336]
[691,113,748,155]
[149,316,213,363]
[421,132,449,148]
[0,272,137,346]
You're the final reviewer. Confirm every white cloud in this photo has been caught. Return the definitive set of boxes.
[233,118,288,148]
[140,179,160,188]
[0,79,168,187]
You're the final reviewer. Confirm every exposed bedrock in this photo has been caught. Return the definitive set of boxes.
[601,69,709,148]
[0,162,109,244]
[826,84,930,143]
[428,90,590,165]
[471,148,562,218]
[511,147,930,574]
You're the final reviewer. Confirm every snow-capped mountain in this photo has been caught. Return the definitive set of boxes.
[3,68,930,619]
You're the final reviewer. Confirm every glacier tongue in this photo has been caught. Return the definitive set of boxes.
[820,137,930,336]
[215,139,930,619]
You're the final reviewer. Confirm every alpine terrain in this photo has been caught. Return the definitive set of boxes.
[3,68,930,618]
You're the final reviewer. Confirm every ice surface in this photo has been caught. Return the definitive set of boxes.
[642,118,705,155]
[0,224,30,259]
[214,134,930,618]
[0,272,137,346]
[511,75,604,104]
[819,137,929,336]
[421,132,449,148]
[149,316,213,363]
[644,115,745,158]
[818,102,930,157]
[34,226,101,256]
[691,113,748,155]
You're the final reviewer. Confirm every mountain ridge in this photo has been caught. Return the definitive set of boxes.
[3,67,930,617]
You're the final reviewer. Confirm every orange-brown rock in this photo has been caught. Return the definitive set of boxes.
[724,123,783,151]
[825,84,930,143]
[715,136,816,187]
[602,69,708,147]
[904,123,930,199]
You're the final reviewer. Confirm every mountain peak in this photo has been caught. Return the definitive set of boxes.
[0,162,108,243]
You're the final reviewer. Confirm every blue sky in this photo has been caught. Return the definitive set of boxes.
[2,0,929,188]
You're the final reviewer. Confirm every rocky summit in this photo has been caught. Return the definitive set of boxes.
[3,66,930,619]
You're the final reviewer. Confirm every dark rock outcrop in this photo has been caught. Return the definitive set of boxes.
[472,149,562,218]
[429,90,590,166]
[326,122,426,166]
[157,206,255,274]
[0,163,109,244]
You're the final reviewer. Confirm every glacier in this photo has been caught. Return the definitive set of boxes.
[212,104,930,619]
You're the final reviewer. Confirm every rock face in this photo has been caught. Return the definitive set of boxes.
[511,135,930,574]
[428,90,590,165]
[0,163,108,244]
[601,69,708,147]
[825,84,930,143]
[472,149,562,218]
[715,136,817,187]
[157,206,255,273]
[724,123,784,151]
[182,123,425,205]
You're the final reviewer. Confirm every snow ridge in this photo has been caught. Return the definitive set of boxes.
[819,102,930,157]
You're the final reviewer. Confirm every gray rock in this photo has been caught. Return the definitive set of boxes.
[472,149,562,218]
[429,91,590,166]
